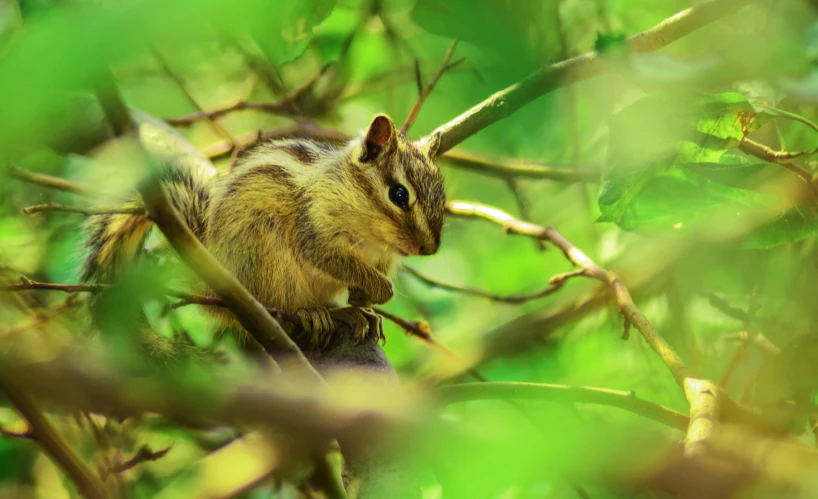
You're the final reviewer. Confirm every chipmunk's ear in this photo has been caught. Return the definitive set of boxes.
[360,114,397,163]
[423,131,442,158]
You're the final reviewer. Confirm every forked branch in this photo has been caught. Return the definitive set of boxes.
[430,0,759,153]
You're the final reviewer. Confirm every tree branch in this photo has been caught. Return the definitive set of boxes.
[403,265,585,304]
[1,276,101,293]
[445,200,776,438]
[441,145,600,183]
[164,64,330,126]
[22,203,147,217]
[0,353,401,450]
[430,0,757,153]
[739,137,818,199]
[2,384,107,498]
[683,378,721,456]
[400,40,458,135]
[9,167,93,196]
[437,382,689,432]
[103,445,172,479]
[445,200,694,378]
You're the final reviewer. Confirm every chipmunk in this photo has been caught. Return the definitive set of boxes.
[81,114,445,348]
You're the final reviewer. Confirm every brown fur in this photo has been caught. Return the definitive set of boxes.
[82,114,445,341]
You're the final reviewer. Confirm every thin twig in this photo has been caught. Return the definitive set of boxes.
[1,276,102,293]
[373,307,488,382]
[739,137,818,200]
[164,64,330,126]
[437,382,689,431]
[413,60,423,94]
[9,168,93,196]
[400,40,458,135]
[441,149,599,182]
[719,336,750,388]
[103,445,172,479]
[430,0,759,153]
[403,265,585,304]
[505,178,546,251]
[22,203,147,217]
[152,48,238,150]
[2,384,108,498]
[445,200,774,437]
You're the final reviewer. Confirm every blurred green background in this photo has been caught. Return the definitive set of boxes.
[1,0,818,497]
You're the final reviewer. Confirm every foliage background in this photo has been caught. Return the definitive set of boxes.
[0,0,817,497]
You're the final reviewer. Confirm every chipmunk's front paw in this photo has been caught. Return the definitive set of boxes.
[295,307,335,348]
[348,277,393,307]
[333,307,385,345]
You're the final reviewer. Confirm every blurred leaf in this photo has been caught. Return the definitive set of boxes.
[251,0,335,67]
[411,0,552,76]
[628,53,720,87]
[616,168,767,233]
[745,206,818,249]
[598,92,757,228]
[733,80,786,108]
[311,4,360,65]
[684,160,772,190]
[755,333,818,432]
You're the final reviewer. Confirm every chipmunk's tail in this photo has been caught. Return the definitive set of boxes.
[80,162,216,362]
[81,164,214,284]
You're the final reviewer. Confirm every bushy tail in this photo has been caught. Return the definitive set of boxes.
[81,164,214,284]
[80,163,216,363]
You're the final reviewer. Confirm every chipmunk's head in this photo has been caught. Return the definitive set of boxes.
[351,114,445,257]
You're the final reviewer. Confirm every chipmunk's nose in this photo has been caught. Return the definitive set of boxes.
[418,239,439,256]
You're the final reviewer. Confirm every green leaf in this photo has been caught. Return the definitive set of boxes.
[745,206,818,249]
[411,0,551,77]
[597,92,756,226]
[311,4,359,65]
[616,168,768,234]
[253,0,336,66]
[683,161,772,190]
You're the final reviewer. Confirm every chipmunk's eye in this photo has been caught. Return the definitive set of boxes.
[388,184,410,210]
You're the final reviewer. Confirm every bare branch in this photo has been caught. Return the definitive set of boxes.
[445,200,694,380]
[719,336,750,387]
[2,384,107,498]
[164,64,331,126]
[739,138,818,199]
[723,331,781,359]
[442,149,599,182]
[373,307,488,382]
[103,445,172,479]
[430,0,758,154]
[23,203,147,217]
[0,353,405,450]
[152,48,238,150]
[1,276,101,293]
[505,178,546,251]
[437,382,689,432]
[413,60,423,94]
[445,200,775,436]
[9,168,93,196]
[684,378,722,456]
[403,265,585,304]
[400,40,458,135]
